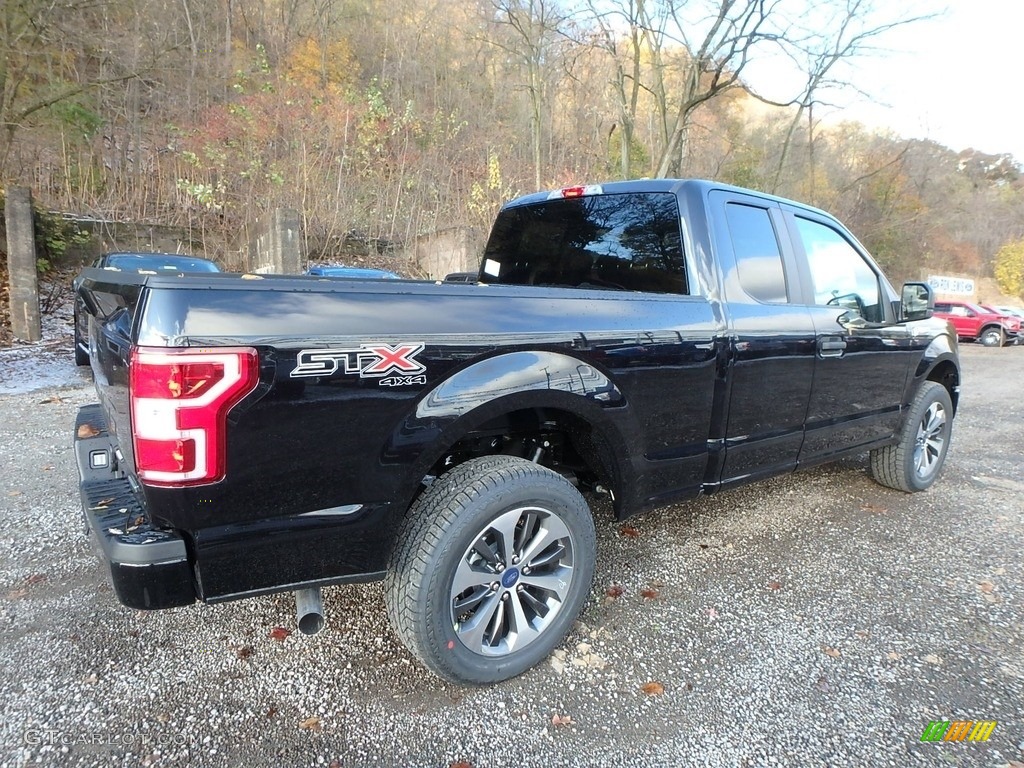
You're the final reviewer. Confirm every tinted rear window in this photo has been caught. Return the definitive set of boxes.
[482,192,686,294]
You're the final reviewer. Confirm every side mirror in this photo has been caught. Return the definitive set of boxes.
[900,282,934,322]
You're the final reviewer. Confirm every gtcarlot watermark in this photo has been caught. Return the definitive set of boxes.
[23,728,189,747]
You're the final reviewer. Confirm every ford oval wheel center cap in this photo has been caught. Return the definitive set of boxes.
[501,567,520,589]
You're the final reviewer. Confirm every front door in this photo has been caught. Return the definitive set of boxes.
[782,208,919,464]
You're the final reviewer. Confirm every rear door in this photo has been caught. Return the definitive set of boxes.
[708,190,817,486]
[781,207,918,463]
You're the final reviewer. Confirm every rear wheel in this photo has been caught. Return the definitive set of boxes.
[979,326,1005,347]
[870,381,952,492]
[385,455,596,684]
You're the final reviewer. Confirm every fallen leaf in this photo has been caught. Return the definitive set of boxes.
[551,713,573,727]
[822,645,842,659]
[156,712,170,723]
[6,589,28,600]
[266,707,278,719]
[240,273,264,280]
[978,581,995,594]
[698,543,709,550]
[40,465,54,471]
[269,626,292,641]
[24,573,47,585]
[298,716,321,731]
[768,581,782,591]
[923,654,942,665]
[815,675,829,691]
[90,497,115,510]
[706,607,719,620]
[235,645,254,660]
[993,567,1006,576]
[860,503,887,514]
[77,423,100,439]
[40,395,63,404]
[886,652,901,661]
[619,524,640,538]
[605,584,624,599]
[329,760,342,768]
[7,490,21,496]
[640,587,659,599]
[449,762,474,768]
[83,673,99,684]
[855,630,870,639]
[641,681,665,696]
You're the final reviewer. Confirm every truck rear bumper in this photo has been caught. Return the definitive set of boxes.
[75,405,196,610]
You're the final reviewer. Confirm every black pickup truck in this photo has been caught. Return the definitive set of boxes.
[74,179,959,684]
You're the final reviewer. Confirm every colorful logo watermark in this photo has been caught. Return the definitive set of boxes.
[920,720,997,742]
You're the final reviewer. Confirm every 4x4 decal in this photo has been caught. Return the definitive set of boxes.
[291,344,426,384]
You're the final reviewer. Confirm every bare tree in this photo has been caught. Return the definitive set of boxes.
[652,0,782,178]
[764,0,935,194]
[490,0,567,190]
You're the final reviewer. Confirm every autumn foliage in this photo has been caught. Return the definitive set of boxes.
[1,0,1022,278]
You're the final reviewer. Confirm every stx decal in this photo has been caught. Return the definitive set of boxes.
[291,344,426,381]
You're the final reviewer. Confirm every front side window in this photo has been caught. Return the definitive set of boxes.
[482,192,687,294]
[794,217,882,322]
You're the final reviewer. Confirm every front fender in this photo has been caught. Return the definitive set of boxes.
[908,326,960,410]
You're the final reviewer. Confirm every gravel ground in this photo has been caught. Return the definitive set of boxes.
[0,338,1022,768]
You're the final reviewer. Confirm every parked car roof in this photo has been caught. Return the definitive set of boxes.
[306,265,402,279]
[443,272,478,283]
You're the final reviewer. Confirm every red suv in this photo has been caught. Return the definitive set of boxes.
[933,300,1021,347]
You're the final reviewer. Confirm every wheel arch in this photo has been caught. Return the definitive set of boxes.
[383,350,640,517]
[910,332,960,415]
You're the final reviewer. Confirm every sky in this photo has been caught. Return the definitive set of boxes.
[742,0,1024,160]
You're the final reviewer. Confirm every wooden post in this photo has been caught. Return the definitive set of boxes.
[4,187,41,342]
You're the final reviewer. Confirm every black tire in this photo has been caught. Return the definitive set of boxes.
[979,326,1005,347]
[870,381,953,492]
[73,310,89,366]
[385,455,596,684]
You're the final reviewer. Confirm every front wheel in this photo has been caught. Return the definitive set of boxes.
[870,381,953,492]
[385,456,596,684]
[979,326,1005,347]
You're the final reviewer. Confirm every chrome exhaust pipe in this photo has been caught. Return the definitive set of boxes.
[295,587,325,635]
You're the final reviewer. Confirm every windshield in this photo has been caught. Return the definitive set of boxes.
[105,254,220,273]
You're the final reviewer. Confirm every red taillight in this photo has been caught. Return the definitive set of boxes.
[129,347,259,486]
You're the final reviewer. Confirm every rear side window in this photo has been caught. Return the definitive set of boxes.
[724,203,787,303]
[482,192,687,294]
